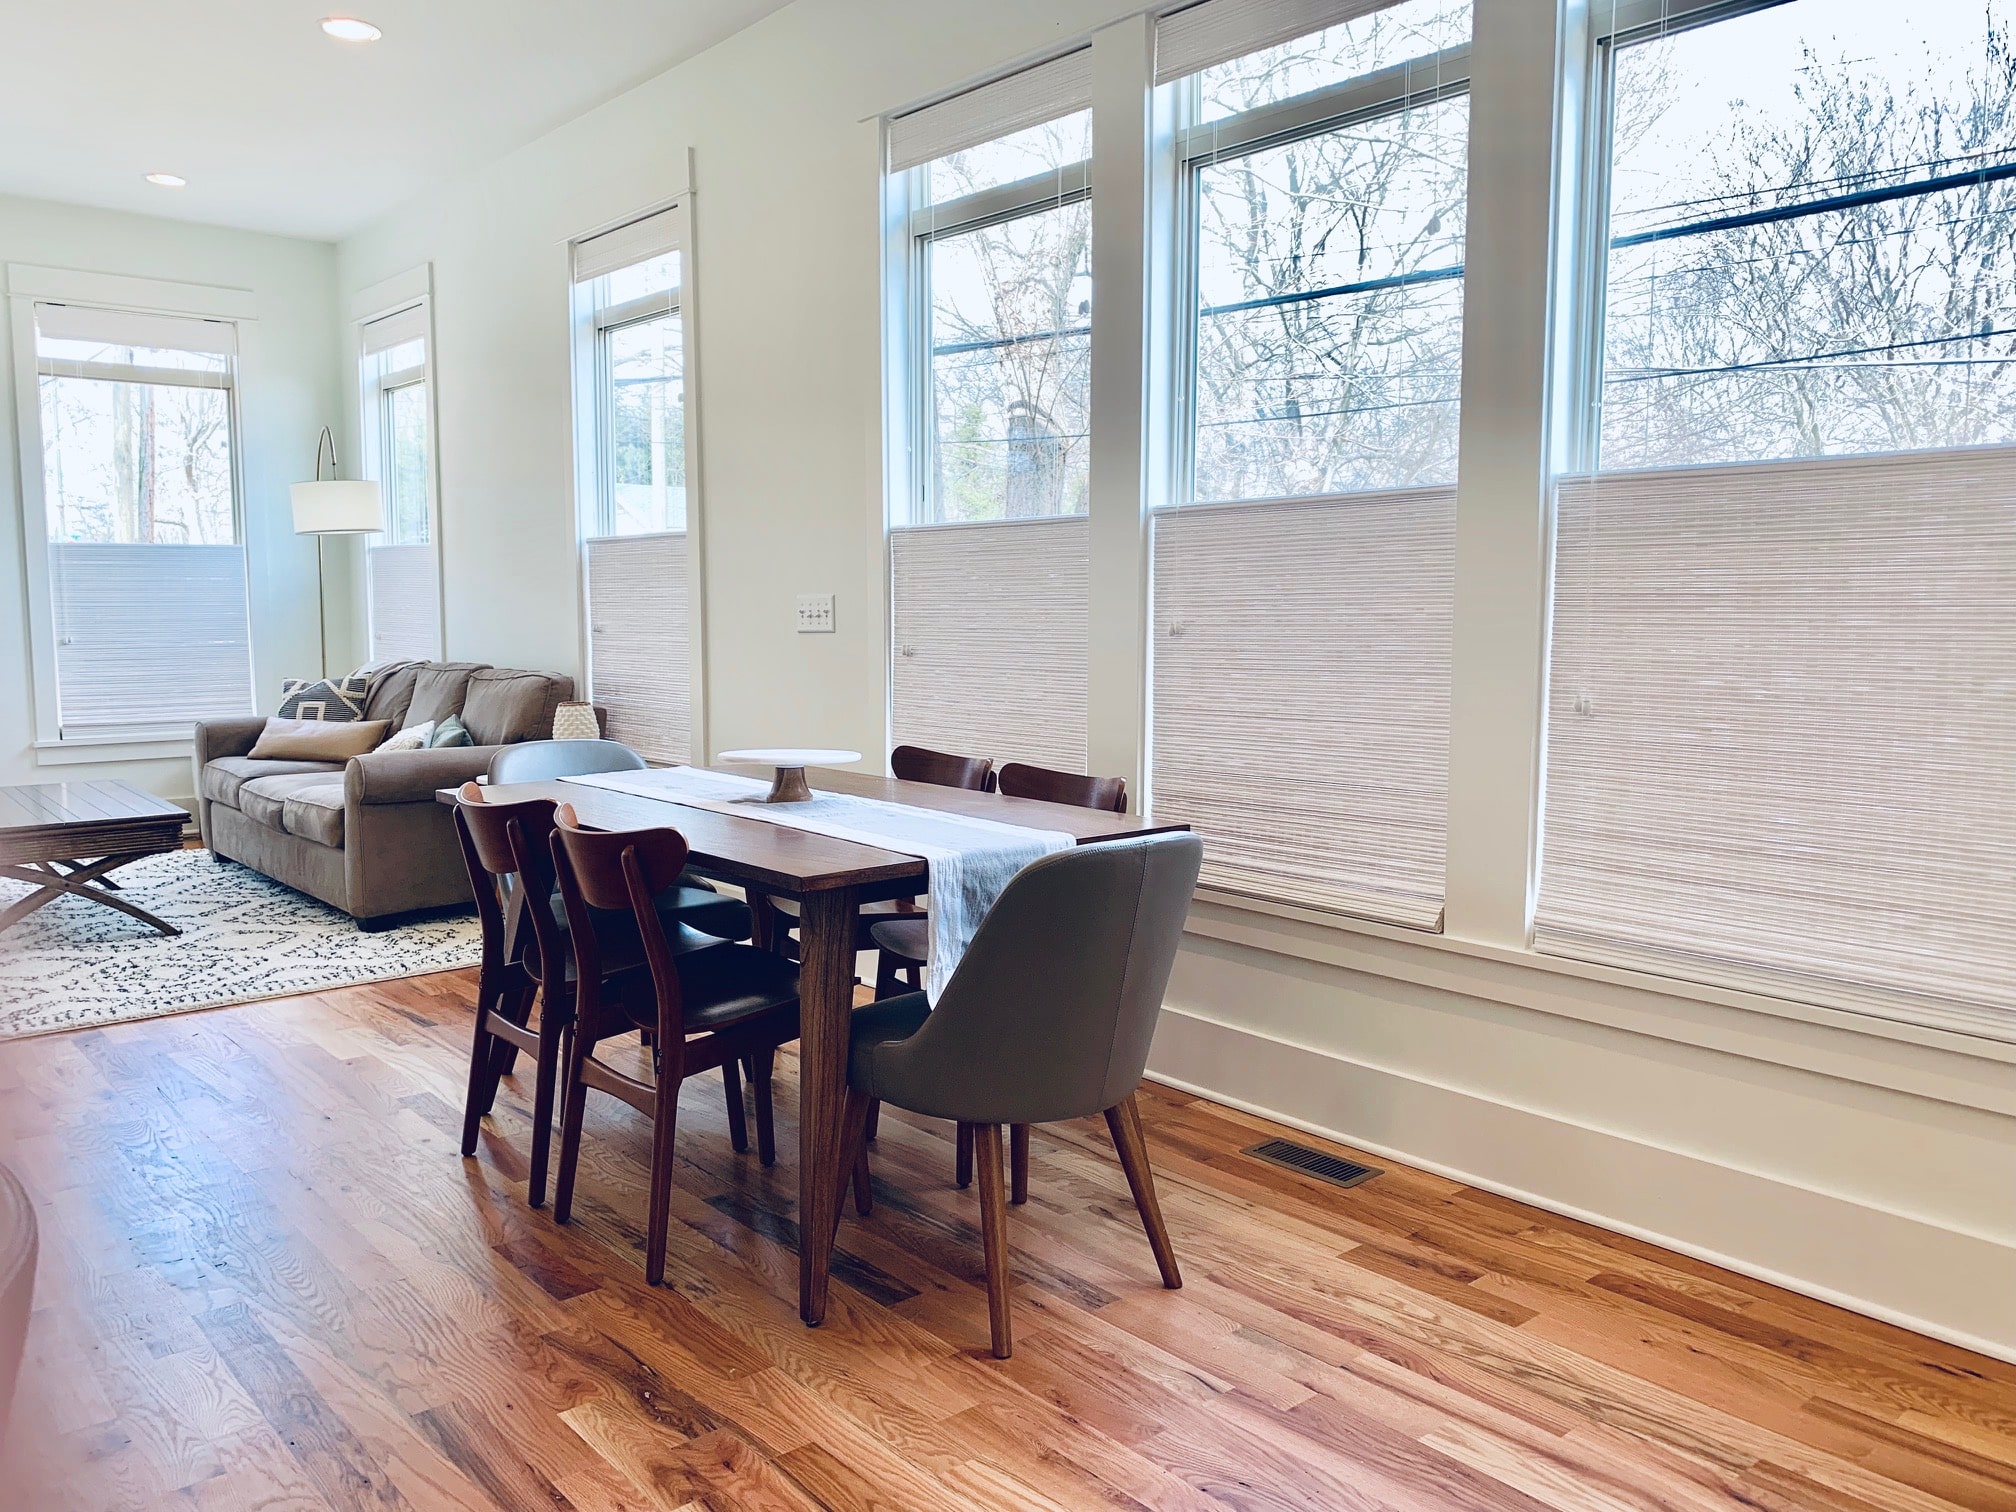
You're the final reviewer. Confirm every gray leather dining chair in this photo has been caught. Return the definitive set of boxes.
[835,830,1202,1358]
[487,740,751,942]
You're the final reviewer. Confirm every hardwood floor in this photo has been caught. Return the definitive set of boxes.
[1,970,2012,1511]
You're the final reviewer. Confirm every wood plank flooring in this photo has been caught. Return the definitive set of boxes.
[1,969,2012,1511]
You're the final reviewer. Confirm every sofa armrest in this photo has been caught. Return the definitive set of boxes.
[346,745,506,806]
[195,716,269,767]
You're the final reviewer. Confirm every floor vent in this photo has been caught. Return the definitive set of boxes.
[1245,1138,1381,1190]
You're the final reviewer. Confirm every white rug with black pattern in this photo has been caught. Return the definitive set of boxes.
[0,848,481,1041]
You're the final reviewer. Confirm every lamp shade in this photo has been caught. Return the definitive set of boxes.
[290,479,385,535]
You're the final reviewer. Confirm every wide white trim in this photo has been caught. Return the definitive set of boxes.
[1148,1004,2016,1363]
[4,263,256,321]
[33,735,193,766]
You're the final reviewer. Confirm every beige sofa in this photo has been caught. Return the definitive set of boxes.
[194,660,573,929]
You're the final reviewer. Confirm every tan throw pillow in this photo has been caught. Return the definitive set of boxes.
[248,718,391,761]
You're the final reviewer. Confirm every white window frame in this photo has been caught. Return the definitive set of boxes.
[6,264,257,759]
[567,183,708,764]
[353,266,445,661]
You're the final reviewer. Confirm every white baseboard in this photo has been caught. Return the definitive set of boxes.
[1148,1003,2016,1365]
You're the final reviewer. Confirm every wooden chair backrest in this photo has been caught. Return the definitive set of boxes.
[551,809,692,1039]
[996,762,1127,814]
[891,744,994,792]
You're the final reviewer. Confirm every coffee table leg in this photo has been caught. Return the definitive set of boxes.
[0,853,179,937]
[796,885,857,1325]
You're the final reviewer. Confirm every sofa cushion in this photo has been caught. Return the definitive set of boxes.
[281,781,346,848]
[201,756,342,810]
[363,661,424,728]
[463,668,570,745]
[239,773,347,843]
[406,662,489,728]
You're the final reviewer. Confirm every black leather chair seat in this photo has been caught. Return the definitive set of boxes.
[614,944,802,1035]
[868,916,928,965]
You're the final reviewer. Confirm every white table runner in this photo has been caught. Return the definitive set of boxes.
[557,766,1071,1002]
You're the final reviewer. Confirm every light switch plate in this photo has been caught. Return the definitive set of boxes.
[796,593,835,633]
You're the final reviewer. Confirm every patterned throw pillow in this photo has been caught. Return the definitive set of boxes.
[373,720,435,754]
[428,714,473,749]
[277,671,372,722]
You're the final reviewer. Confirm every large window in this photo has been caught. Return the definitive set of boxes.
[1538,0,2016,1036]
[572,207,694,763]
[888,52,1094,771]
[23,300,255,740]
[1149,0,1472,928]
[358,301,441,662]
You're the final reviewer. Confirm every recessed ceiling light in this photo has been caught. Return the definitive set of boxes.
[320,16,382,42]
[145,173,187,188]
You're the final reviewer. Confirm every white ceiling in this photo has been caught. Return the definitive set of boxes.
[0,0,794,241]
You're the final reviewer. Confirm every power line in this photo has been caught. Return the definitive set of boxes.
[1610,322,2016,380]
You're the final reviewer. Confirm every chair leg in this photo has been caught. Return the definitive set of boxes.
[1010,1124,1030,1206]
[461,971,504,1156]
[1104,1093,1181,1290]
[528,988,570,1209]
[752,1047,778,1167]
[487,980,534,1088]
[721,1055,749,1154]
[833,1088,874,1239]
[972,1123,1012,1359]
[865,1099,881,1144]
[873,949,901,1001]
[550,1022,590,1226]
[645,1069,682,1287]
[955,1123,974,1188]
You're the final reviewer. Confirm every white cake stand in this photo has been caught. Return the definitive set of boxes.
[716,748,862,804]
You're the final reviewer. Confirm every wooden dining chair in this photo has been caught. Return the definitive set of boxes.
[549,807,802,1286]
[869,759,1130,1191]
[837,832,1202,1357]
[759,744,995,959]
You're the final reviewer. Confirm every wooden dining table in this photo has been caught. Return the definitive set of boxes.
[443,765,1187,1325]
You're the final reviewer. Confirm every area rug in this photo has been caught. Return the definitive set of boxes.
[0,848,481,1041]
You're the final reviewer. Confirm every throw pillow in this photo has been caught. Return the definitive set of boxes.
[373,720,435,754]
[248,718,391,761]
[428,714,473,749]
[276,672,372,722]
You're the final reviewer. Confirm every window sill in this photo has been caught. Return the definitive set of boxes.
[1182,887,2016,1115]
[34,733,195,767]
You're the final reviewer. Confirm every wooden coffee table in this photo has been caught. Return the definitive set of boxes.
[0,780,189,937]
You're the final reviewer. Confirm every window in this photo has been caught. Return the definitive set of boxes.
[1148,0,1472,928]
[887,52,1094,771]
[358,301,441,662]
[572,205,694,762]
[1538,0,2016,1036]
[22,299,254,740]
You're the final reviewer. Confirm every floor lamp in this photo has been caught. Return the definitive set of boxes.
[291,426,385,678]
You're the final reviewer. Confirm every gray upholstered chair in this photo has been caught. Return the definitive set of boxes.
[836,830,1202,1358]
[488,741,751,942]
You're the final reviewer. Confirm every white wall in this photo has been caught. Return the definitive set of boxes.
[337,0,2016,1357]
[0,194,348,806]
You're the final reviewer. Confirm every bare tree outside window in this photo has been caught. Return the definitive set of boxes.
[40,376,234,545]
[1189,2,1473,502]
[1600,0,2016,468]
[922,113,1093,522]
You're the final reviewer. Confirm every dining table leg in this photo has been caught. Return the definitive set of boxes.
[795,884,857,1324]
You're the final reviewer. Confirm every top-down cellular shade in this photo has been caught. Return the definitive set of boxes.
[1150,488,1454,927]
[888,48,1093,172]
[33,302,235,355]
[360,302,427,354]
[1538,448,2016,1041]
[585,532,689,763]
[1155,0,1403,83]
[368,542,441,663]
[889,518,1088,773]
[572,206,681,284]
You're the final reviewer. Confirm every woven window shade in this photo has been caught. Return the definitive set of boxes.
[1155,0,1402,83]
[889,518,1088,772]
[1539,449,2016,1040]
[367,542,441,662]
[48,542,254,734]
[1150,488,1454,927]
[888,49,1093,172]
[585,532,689,763]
